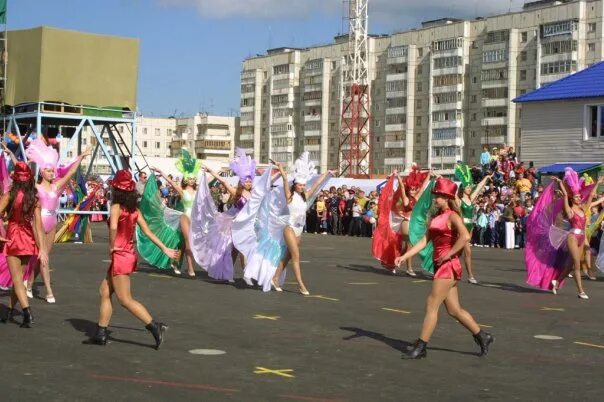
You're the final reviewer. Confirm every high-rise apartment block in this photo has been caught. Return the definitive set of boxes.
[238,0,604,174]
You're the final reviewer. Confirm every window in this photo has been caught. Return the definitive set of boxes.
[471,95,477,104]
[388,45,408,58]
[482,49,508,63]
[375,120,381,128]
[471,130,476,138]
[386,114,406,125]
[520,70,527,81]
[241,98,255,107]
[305,59,323,70]
[521,32,528,43]
[588,42,596,52]
[470,149,476,157]
[520,51,527,61]
[143,141,148,148]
[540,60,577,75]
[417,65,423,75]
[471,113,477,121]
[586,105,604,138]
[433,56,462,69]
[387,97,407,108]
[433,74,462,87]
[432,129,459,141]
[432,37,463,51]
[542,40,577,55]
[472,76,477,84]
[418,48,423,57]
[588,23,597,33]
[485,30,509,44]
[417,82,423,92]
[155,128,161,136]
[416,100,422,110]
[82,138,87,145]
[433,92,461,104]
[273,64,290,75]
[481,68,508,81]
[416,116,422,127]
[143,128,148,135]
[385,80,406,92]
[541,20,578,38]
[415,150,421,160]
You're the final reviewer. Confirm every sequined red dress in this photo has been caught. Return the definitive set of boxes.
[4,191,38,257]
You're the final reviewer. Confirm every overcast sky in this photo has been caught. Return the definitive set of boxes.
[13,0,527,116]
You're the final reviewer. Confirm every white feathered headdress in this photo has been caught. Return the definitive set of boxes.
[291,151,316,185]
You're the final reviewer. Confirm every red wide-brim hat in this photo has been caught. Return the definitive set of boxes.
[109,169,136,192]
[432,177,458,199]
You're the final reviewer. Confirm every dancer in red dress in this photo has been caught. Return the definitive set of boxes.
[0,162,48,327]
[395,178,493,359]
[88,170,178,348]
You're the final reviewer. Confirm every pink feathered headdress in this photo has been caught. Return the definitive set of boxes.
[25,138,59,170]
[563,167,582,196]
[230,147,256,183]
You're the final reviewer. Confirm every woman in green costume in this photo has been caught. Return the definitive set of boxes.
[455,163,492,284]
[151,149,201,277]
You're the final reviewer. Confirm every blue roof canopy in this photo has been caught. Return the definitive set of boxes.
[537,162,602,175]
[514,61,604,103]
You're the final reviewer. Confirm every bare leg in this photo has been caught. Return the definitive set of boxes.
[282,227,307,294]
[566,236,586,295]
[273,250,292,284]
[39,230,56,299]
[443,285,481,334]
[112,274,153,325]
[462,241,476,280]
[98,274,114,327]
[7,256,30,310]
[418,278,455,342]
[400,221,415,275]
[180,216,195,276]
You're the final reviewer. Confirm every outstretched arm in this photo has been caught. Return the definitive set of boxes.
[55,146,93,190]
[205,166,237,197]
[305,170,334,200]
[1,142,19,165]
[396,171,410,207]
[137,210,179,259]
[587,176,604,208]
[415,170,433,201]
[552,177,572,218]
[275,162,291,202]
[151,166,184,198]
[470,174,493,203]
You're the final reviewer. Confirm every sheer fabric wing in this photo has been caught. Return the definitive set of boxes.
[409,180,435,274]
[189,172,218,270]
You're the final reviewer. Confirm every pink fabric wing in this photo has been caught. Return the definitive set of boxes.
[56,157,79,180]
[0,153,11,194]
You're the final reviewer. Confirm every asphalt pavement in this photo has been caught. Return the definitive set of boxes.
[1,224,603,401]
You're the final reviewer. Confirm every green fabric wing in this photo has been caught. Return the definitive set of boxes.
[136,177,184,270]
[409,180,435,273]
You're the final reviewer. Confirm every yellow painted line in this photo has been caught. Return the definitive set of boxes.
[479,324,493,328]
[304,295,339,301]
[541,307,565,312]
[382,308,411,315]
[253,367,295,378]
[253,315,280,321]
[148,274,172,279]
[347,282,378,285]
[412,280,428,283]
[574,341,604,350]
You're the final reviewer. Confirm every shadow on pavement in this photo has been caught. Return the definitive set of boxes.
[66,318,154,349]
[476,282,544,294]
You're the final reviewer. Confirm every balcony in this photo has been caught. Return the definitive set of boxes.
[432,84,463,94]
[304,99,322,107]
[540,73,571,86]
[385,123,405,132]
[386,107,406,115]
[271,87,293,96]
[271,145,295,153]
[481,80,508,89]
[385,90,406,98]
[481,135,506,145]
[240,119,255,127]
[304,130,321,137]
[384,141,405,149]
[304,84,323,92]
[384,157,405,165]
[481,116,508,126]
[481,98,508,108]
[433,155,461,165]
[272,72,294,81]
[540,51,578,64]
[386,73,407,82]
[432,101,463,112]
[432,120,462,130]
[387,56,408,65]
[432,47,463,58]
[304,114,321,122]
[432,137,464,147]
[240,105,254,113]
[304,144,321,152]
[432,66,464,76]
[272,115,292,124]
[239,134,254,141]
[272,101,294,109]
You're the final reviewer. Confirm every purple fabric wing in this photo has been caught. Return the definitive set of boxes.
[0,153,11,194]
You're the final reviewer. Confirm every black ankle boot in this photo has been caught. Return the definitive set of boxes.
[473,330,494,356]
[90,325,109,345]
[145,321,168,350]
[1,307,15,324]
[403,338,427,360]
[20,307,33,328]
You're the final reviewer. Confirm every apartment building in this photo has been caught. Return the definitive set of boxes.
[169,113,238,161]
[238,0,604,174]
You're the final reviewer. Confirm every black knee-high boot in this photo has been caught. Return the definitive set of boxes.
[145,321,168,350]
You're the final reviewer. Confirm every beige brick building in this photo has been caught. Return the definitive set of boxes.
[238,0,604,174]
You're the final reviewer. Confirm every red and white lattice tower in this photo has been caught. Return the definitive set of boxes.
[338,0,372,178]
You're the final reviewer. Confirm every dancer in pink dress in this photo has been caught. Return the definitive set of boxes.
[23,139,91,303]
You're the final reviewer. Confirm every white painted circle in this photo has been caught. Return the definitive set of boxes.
[188,349,226,355]
[534,335,563,340]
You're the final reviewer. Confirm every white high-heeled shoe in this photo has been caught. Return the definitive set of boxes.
[270,279,282,292]
[551,280,558,295]
[578,292,589,300]
[299,288,310,296]
[244,277,255,287]
[46,295,56,304]
[171,263,181,275]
